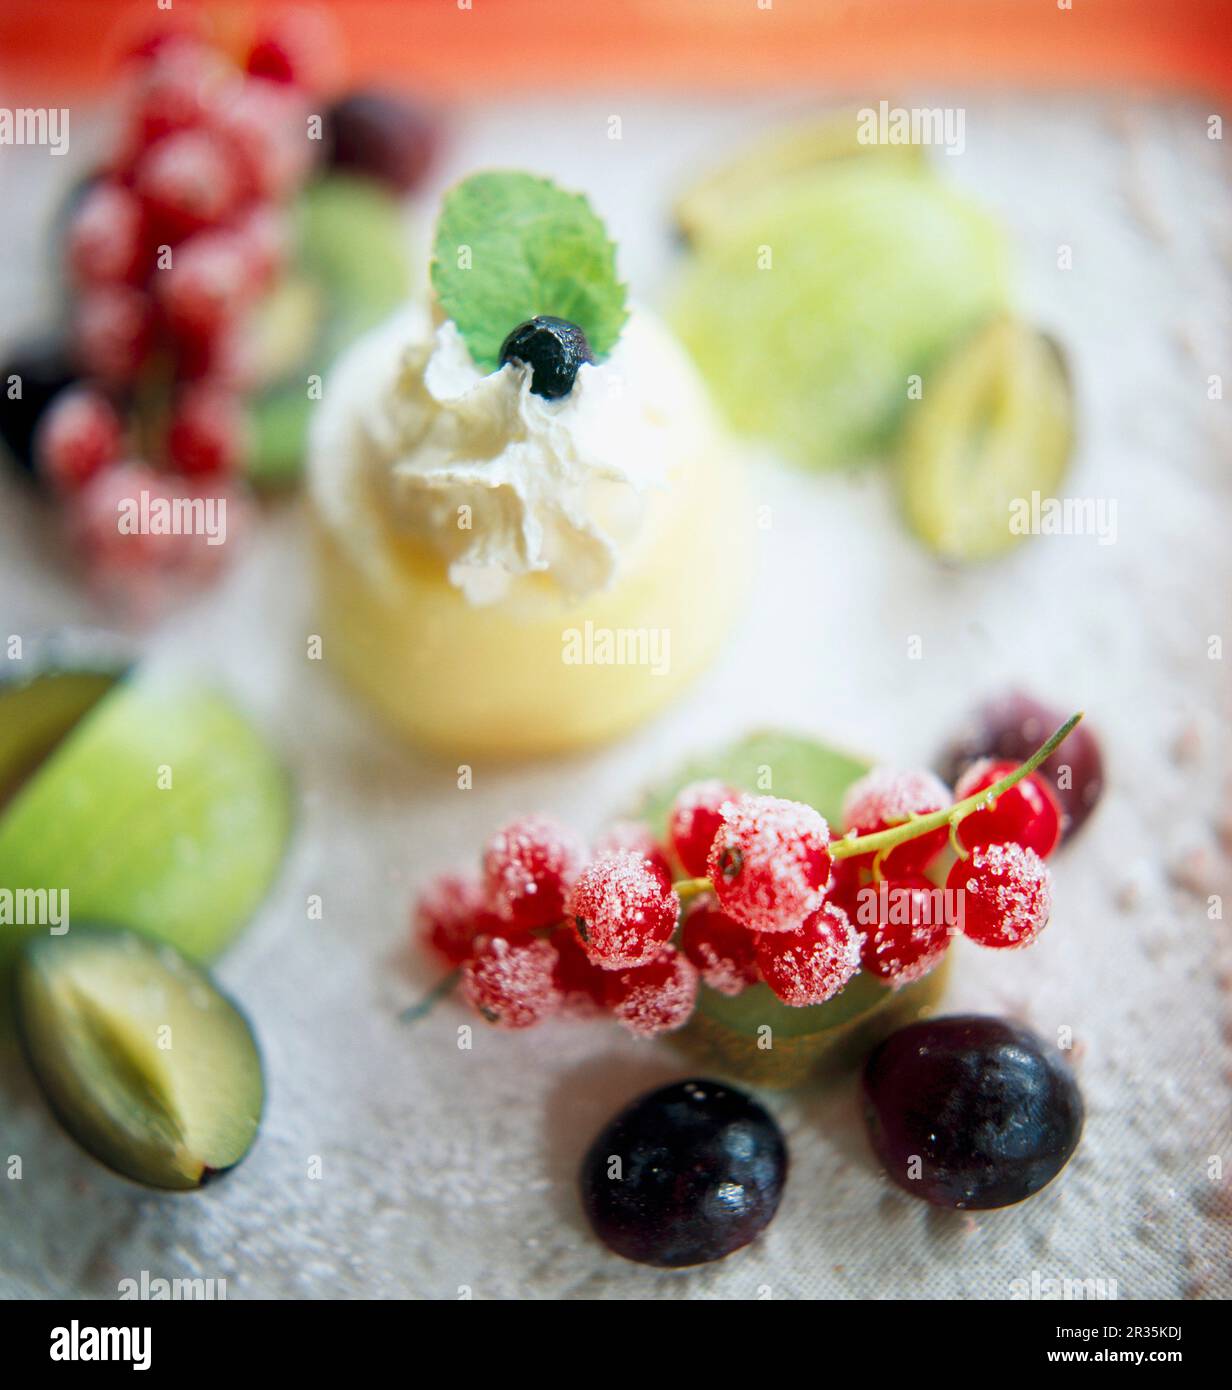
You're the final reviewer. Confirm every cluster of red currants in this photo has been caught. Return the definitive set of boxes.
[415,754,1064,1039]
[31,15,327,585]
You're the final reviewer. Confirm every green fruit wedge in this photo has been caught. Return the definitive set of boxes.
[247,174,415,490]
[16,928,263,1190]
[670,162,1010,471]
[635,731,950,1087]
[0,635,130,807]
[897,316,1075,562]
[0,678,291,1023]
[674,114,927,245]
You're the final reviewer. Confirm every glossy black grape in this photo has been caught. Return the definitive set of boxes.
[323,91,436,193]
[499,316,593,400]
[863,1015,1083,1210]
[580,1078,787,1267]
[0,336,77,477]
[937,691,1103,842]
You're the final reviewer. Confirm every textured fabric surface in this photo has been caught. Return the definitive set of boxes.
[0,98,1229,1300]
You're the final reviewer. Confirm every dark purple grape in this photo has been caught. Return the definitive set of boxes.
[863,1015,1083,1210]
[937,691,1103,841]
[323,90,437,193]
[0,336,78,478]
[500,317,593,400]
[580,1078,787,1267]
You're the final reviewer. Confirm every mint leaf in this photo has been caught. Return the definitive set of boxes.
[430,171,628,371]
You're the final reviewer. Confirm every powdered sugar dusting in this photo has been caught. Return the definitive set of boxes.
[707,795,831,932]
[607,947,699,1037]
[461,936,561,1028]
[843,767,950,833]
[953,841,1053,948]
[755,903,861,1007]
[482,813,584,928]
[565,850,680,969]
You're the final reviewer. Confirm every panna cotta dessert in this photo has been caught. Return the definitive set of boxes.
[309,171,749,756]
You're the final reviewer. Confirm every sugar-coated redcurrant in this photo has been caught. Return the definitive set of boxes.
[604,946,699,1038]
[842,767,951,874]
[461,935,560,1029]
[754,902,860,1007]
[166,384,247,479]
[34,387,123,493]
[707,794,831,933]
[414,874,506,968]
[74,284,155,385]
[947,842,1052,949]
[954,758,1062,858]
[855,875,951,986]
[668,779,738,877]
[482,813,584,929]
[937,691,1103,842]
[681,899,759,996]
[566,851,680,970]
[593,820,672,888]
[66,181,147,288]
[549,925,609,1016]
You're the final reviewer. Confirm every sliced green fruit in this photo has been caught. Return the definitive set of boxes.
[674,114,927,245]
[247,174,414,489]
[0,637,130,808]
[636,729,948,1087]
[0,678,292,1020]
[897,317,1075,562]
[669,162,1010,471]
[16,928,263,1190]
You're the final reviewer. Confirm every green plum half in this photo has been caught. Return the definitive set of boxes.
[0,677,292,1027]
[16,928,263,1190]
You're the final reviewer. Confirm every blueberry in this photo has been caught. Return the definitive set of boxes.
[863,1014,1083,1210]
[323,91,437,193]
[579,1077,787,1267]
[0,336,78,478]
[499,316,593,400]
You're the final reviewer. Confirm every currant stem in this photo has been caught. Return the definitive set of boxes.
[828,711,1083,862]
[401,968,460,1023]
[673,877,713,904]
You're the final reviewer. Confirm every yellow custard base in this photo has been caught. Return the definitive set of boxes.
[311,443,752,758]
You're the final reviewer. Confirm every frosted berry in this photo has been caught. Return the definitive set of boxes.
[0,337,78,477]
[74,285,154,385]
[566,851,679,970]
[826,851,865,921]
[842,767,951,874]
[462,935,560,1029]
[135,128,240,242]
[856,875,951,986]
[954,759,1062,859]
[755,902,860,1007]
[482,813,584,929]
[549,925,609,1016]
[34,387,123,493]
[66,181,147,287]
[947,842,1052,949]
[937,691,1103,842]
[593,820,671,888]
[668,779,737,877]
[158,229,254,342]
[707,795,831,933]
[211,79,312,202]
[246,9,336,89]
[682,900,759,996]
[166,384,247,478]
[414,874,505,967]
[604,947,699,1038]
